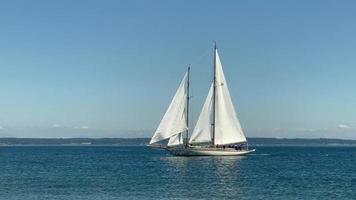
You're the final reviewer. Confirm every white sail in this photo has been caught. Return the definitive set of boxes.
[214,49,246,145]
[189,84,214,144]
[167,133,184,146]
[149,73,188,145]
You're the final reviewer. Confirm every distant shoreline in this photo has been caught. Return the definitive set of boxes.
[1,137,356,146]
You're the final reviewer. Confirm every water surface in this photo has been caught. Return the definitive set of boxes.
[0,146,355,199]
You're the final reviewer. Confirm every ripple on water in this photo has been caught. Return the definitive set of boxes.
[0,146,356,200]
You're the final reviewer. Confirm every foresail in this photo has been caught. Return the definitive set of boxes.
[167,133,184,146]
[149,73,188,144]
[214,49,247,145]
[189,84,213,144]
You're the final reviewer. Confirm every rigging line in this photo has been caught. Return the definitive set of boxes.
[185,44,213,142]
[189,45,213,66]
[185,44,213,144]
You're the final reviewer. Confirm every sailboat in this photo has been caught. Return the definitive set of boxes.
[149,43,255,156]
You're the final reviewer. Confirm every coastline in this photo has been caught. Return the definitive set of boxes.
[1,137,356,147]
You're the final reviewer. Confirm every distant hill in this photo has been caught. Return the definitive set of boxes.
[0,138,148,146]
[1,137,356,146]
[248,137,356,146]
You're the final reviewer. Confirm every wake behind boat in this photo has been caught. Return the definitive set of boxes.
[149,43,255,156]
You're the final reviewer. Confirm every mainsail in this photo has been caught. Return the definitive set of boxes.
[149,73,188,145]
[214,49,246,145]
[189,48,246,145]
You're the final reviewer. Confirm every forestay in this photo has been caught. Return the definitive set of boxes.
[149,73,188,145]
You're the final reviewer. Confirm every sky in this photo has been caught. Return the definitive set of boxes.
[1,0,356,139]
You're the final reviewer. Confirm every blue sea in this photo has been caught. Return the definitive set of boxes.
[0,146,356,200]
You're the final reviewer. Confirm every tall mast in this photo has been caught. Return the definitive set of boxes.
[185,65,190,148]
[212,42,217,146]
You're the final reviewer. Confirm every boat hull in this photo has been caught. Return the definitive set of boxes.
[167,147,255,156]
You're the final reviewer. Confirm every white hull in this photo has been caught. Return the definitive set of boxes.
[167,147,255,156]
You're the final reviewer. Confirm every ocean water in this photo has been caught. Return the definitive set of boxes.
[0,146,356,200]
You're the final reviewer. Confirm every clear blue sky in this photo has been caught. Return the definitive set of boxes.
[1,0,356,139]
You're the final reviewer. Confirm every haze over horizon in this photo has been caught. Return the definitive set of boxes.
[1,1,356,139]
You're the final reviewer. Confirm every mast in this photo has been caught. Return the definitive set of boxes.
[185,65,190,148]
[212,42,217,146]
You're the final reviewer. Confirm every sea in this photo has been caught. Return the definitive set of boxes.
[0,145,355,200]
